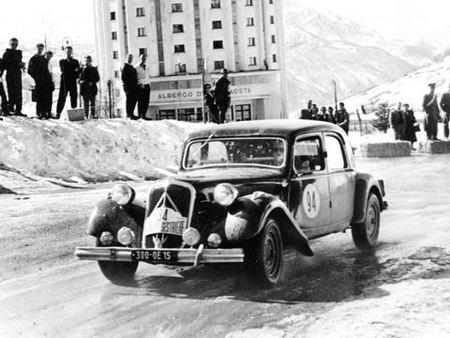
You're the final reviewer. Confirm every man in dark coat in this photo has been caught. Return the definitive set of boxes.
[121,54,138,119]
[327,106,335,123]
[79,55,100,118]
[402,103,417,149]
[439,84,450,140]
[204,83,219,123]
[28,43,53,119]
[214,68,231,124]
[2,38,25,116]
[390,102,405,140]
[422,83,440,140]
[335,102,350,134]
[56,46,81,118]
[0,58,8,115]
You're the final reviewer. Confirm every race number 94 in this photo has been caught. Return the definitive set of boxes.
[302,184,320,218]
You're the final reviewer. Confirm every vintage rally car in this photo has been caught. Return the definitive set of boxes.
[75,120,387,285]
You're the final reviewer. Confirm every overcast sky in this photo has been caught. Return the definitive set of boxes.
[1,0,450,50]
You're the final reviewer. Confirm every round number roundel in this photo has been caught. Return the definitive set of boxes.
[302,184,320,218]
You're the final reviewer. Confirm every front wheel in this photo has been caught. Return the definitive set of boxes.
[244,218,284,286]
[352,193,380,251]
[96,240,138,284]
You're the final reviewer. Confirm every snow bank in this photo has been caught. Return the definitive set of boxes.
[418,140,450,154]
[360,141,411,158]
[0,118,200,182]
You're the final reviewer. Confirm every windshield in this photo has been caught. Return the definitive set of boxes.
[184,137,287,169]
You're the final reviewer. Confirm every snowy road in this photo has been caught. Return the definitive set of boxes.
[1,155,450,338]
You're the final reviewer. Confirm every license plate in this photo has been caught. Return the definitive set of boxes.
[131,249,178,263]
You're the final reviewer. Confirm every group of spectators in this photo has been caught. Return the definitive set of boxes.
[299,100,350,134]
[0,37,99,120]
[423,82,450,141]
[389,102,419,148]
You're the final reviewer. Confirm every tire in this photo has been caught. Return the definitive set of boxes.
[244,218,284,286]
[352,193,380,251]
[96,240,138,284]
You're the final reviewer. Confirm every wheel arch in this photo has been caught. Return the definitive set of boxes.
[351,173,385,225]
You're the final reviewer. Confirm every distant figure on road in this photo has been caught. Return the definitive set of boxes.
[422,83,440,140]
[28,43,53,119]
[79,56,100,119]
[214,68,231,124]
[135,54,151,119]
[402,103,417,149]
[0,57,9,115]
[390,102,405,140]
[2,38,26,116]
[204,83,219,123]
[335,102,350,134]
[121,54,138,120]
[56,46,81,118]
[439,84,450,140]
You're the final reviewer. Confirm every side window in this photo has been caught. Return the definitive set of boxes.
[294,136,324,172]
[325,135,347,170]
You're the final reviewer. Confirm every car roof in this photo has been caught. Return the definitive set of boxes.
[187,119,345,140]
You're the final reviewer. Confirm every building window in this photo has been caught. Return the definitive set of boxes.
[111,31,117,40]
[110,12,116,20]
[159,110,176,120]
[249,57,257,66]
[171,3,183,12]
[212,20,222,29]
[245,0,253,6]
[234,104,252,121]
[114,70,120,78]
[138,27,146,37]
[178,108,197,121]
[173,24,184,33]
[211,0,221,8]
[113,51,119,59]
[271,35,276,43]
[136,7,145,17]
[248,37,256,46]
[272,54,277,63]
[214,60,225,70]
[270,15,275,24]
[246,17,254,26]
[174,44,185,53]
[139,48,147,56]
[213,40,223,49]
[175,63,186,73]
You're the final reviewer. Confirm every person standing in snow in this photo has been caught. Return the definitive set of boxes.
[79,55,100,119]
[335,102,350,134]
[214,68,231,124]
[439,84,450,140]
[43,51,55,118]
[2,38,26,116]
[390,102,405,140]
[121,54,138,120]
[56,46,81,118]
[0,57,9,115]
[135,54,151,120]
[422,83,440,140]
[402,103,417,149]
[28,43,53,119]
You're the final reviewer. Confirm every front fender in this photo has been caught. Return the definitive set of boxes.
[351,173,385,224]
[224,192,313,256]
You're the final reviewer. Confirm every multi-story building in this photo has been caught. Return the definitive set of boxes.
[93,0,287,121]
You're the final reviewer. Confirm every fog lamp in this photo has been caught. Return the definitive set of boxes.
[207,233,222,248]
[99,231,114,245]
[182,228,201,246]
[117,227,135,246]
[108,184,135,205]
[214,183,238,206]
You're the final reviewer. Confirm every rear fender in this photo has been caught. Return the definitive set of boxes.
[351,173,385,224]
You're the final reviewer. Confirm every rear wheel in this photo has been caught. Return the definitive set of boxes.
[96,240,138,284]
[352,193,380,251]
[244,218,284,286]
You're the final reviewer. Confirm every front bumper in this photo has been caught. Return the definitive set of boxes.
[74,246,244,264]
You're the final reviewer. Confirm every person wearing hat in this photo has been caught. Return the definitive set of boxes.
[28,43,53,119]
[214,68,231,124]
[439,83,450,140]
[317,106,327,121]
[422,83,440,140]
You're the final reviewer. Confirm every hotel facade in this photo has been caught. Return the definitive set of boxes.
[93,0,288,121]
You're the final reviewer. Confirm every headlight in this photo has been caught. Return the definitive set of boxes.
[214,183,238,206]
[207,233,222,248]
[99,231,114,245]
[183,228,201,246]
[108,184,135,205]
[117,227,135,246]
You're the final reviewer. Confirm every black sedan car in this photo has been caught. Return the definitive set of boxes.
[75,120,387,285]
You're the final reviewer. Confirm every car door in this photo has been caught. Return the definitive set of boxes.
[324,132,356,228]
[290,133,331,236]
